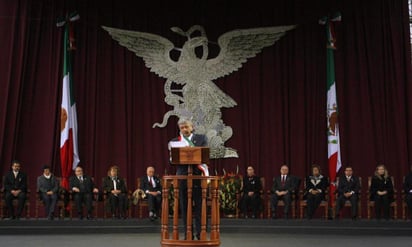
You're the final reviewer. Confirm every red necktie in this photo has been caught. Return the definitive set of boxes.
[149,177,154,187]
[281,176,285,186]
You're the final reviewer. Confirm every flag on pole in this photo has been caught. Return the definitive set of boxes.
[320,13,342,206]
[59,13,80,190]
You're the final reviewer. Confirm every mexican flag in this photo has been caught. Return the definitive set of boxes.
[322,13,341,205]
[59,14,80,190]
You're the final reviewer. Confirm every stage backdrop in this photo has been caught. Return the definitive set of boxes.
[0,0,411,216]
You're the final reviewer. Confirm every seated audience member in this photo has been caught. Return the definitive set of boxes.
[270,165,297,219]
[69,165,99,220]
[403,165,412,219]
[37,165,59,220]
[304,164,328,219]
[102,165,128,219]
[140,166,162,221]
[335,166,360,220]
[240,166,262,218]
[370,164,394,220]
[4,160,27,220]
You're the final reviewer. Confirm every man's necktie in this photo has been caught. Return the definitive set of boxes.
[281,176,285,186]
[149,177,154,188]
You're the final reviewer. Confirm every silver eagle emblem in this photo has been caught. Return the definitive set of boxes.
[102,25,295,158]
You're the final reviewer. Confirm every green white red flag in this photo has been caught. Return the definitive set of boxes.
[59,13,80,190]
[320,13,341,205]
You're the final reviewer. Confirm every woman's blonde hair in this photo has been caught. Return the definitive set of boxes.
[374,164,388,179]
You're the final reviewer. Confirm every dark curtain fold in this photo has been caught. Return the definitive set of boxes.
[1,0,411,215]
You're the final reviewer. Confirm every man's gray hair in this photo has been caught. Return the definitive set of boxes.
[177,118,193,126]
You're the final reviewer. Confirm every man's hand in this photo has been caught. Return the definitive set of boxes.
[377,190,387,196]
[310,189,319,195]
[46,191,54,195]
[248,191,254,197]
[93,188,99,193]
[11,190,21,197]
[276,191,287,196]
[344,192,352,198]
[148,191,160,196]
[72,187,80,192]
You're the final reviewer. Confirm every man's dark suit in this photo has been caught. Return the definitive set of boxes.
[37,174,59,218]
[69,175,96,218]
[240,175,262,218]
[304,175,328,219]
[102,176,128,217]
[403,173,412,218]
[140,175,162,216]
[335,175,360,218]
[4,171,27,218]
[170,133,207,239]
[270,175,297,218]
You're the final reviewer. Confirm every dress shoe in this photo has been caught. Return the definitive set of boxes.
[86,214,93,220]
[48,215,54,220]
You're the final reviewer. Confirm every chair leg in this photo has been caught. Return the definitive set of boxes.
[393,205,397,220]
[367,205,370,219]
[300,206,303,219]
[26,203,30,219]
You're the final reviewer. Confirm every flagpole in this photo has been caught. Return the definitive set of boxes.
[320,12,342,219]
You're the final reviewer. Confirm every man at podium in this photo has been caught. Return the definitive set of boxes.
[168,118,208,240]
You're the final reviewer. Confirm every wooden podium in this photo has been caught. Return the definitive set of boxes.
[161,147,220,247]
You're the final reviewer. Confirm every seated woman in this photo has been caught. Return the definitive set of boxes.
[370,164,394,220]
[304,164,328,219]
[102,165,128,219]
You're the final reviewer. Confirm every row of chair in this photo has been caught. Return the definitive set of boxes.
[235,176,409,220]
[0,177,150,219]
[1,176,410,220]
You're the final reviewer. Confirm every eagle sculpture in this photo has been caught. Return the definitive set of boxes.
[102,24,295,158]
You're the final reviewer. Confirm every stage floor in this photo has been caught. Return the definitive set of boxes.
[0,218,411,236]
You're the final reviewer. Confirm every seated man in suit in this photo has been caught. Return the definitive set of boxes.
[69,165,99,220]
[37,165,59,220]
[270,165,297,219]
[140,166,162,221]
[240,166,262,218]
[404,165,412,219]
[4,160,27,220]
[304,164,328,219]
[102,165,128,219]
[335,166,360,220]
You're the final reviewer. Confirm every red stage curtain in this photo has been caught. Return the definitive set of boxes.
[0,0,411,204]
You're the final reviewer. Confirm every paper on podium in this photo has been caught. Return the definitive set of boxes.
[168,141,188,150]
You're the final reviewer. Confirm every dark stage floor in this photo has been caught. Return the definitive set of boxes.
[0,218,411,236]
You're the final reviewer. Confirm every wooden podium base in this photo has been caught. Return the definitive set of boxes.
[161,240,220,247]
[161,175,220,247]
